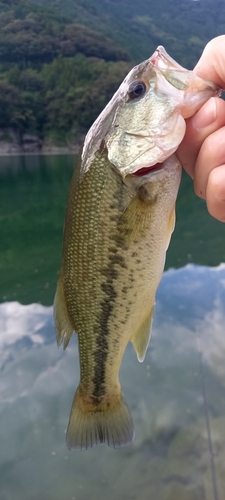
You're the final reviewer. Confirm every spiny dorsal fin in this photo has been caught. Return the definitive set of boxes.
[53,275,75,350]
[131,306,154,362]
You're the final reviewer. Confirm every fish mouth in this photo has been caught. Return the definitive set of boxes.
[132,163,163,177]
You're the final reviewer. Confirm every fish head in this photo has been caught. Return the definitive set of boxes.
[103,46,220,178]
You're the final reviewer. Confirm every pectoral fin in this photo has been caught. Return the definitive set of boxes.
[165,206,176,250]
[54,274,75,349]
[131,306,154,362]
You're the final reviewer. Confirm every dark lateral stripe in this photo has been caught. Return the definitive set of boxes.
[91,175,129,401]
[92,251,127,401]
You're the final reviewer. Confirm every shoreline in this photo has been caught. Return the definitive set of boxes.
[0,129,84,156]
[0,153,77,157]
[0,149,79,156]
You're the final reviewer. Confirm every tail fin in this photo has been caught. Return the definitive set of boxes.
[66,387,135,450]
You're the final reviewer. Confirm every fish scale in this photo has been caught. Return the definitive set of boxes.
[54,46,220,450]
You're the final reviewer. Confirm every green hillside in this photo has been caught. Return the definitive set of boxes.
[0,0,131,142]
[29,0,225,67]
[0,0,224,144]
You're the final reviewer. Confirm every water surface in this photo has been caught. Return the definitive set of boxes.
[1,155,225,500]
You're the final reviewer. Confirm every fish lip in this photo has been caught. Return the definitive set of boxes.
[149,46,220,94]
[149,45,186,72]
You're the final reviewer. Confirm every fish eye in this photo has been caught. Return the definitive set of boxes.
[128,80,146,100]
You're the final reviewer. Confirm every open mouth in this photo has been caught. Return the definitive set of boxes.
[133,163,163,177]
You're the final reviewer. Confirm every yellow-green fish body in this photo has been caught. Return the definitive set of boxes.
[54,46,219,450]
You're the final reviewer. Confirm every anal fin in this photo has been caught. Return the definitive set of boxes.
[53,275,75,349]
[131,306,154,362]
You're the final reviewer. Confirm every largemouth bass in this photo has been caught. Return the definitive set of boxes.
[54,46,219,450]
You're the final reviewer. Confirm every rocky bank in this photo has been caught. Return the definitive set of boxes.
[0,129,84,155]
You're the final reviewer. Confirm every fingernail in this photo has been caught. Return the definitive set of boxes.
[192,97,217,130]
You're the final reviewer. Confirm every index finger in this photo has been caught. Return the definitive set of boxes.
[177,96,225,179]
[194,36,225,89]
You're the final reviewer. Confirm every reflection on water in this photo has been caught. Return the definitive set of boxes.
[1,265,225,500]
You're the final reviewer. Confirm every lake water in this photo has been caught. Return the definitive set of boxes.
[1,155,225,500]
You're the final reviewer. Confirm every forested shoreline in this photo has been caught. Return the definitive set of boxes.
[0,1,131,151]
[0,0,224,152]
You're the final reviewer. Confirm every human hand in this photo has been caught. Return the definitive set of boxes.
[177,36,225,222]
